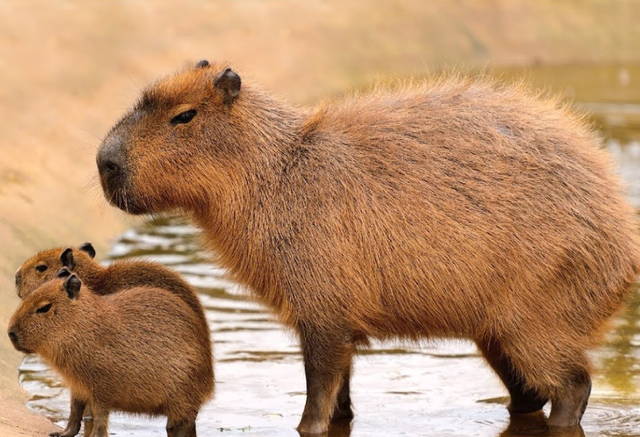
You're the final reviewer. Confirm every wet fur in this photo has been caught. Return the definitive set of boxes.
[97,62,640,433]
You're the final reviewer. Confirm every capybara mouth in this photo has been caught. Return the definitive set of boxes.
[106,189,147,215]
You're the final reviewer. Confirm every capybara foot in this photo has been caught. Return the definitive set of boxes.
[548,372,591,427]
[48,422,81,437]
[167,418,197,437]
[508,391,549,414]
[297,415,329,436]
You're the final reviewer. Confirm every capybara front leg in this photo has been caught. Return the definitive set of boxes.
[476,338,548,414]
[87,401,109,437]
[331,367,354,422]
[48,395,85,437]
[297,325,354,435]
[548,370,591,427]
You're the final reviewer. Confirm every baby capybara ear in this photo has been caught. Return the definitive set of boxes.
[195,59,210,69]
[64,274,81,299]
[57,267,71,278]
[60,248,75,269]
[78,242,96,259]
[214,67,241,106]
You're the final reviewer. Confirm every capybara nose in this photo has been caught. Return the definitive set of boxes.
[97,149,122,177]
[15,269,21,287]
[8,328,18,346]
[97,135,126,179]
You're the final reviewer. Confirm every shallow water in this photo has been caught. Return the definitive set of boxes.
[18,64,640,437]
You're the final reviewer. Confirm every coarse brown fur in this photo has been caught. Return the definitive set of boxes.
[96,61,640,434]
[14,245,212,437]
[15,244,209,333]
[8,274,214,437]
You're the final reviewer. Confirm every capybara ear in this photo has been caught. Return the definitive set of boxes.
[78,242,96,259]
[214,67,241,105]
[57,267,71,278]
[195,59,210,69]
[64,274,81,299]
[60,248,76,269]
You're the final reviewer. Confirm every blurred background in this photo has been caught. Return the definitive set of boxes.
[1,1,639,437]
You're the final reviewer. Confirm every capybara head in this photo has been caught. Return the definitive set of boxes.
[8,269,82,354]
[96,60,246,215]
[16,243,96,299]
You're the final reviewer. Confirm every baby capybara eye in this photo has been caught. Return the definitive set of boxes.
[35,265,48,273]
[170,109,197,125]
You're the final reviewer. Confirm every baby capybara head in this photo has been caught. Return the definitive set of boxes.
[96,60,245,215]
[15,243,96,299]
[8,269,82,354]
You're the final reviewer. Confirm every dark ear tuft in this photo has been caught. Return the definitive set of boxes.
[60,248,75,269]
[79,242,96,259]
[57,267,71,278]
[214,67,241,105]
[64,275,81,299]
[196,59,210,69]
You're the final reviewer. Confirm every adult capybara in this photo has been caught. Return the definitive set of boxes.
[8,269,214,437]
[96,61,640,434]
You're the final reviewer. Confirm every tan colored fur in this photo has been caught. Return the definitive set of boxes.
[8,276,213,437]
[97,62,640,433]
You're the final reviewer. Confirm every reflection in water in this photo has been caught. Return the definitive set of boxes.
[17,65,640,436]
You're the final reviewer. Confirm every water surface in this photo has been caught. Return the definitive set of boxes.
[18,64,640,437]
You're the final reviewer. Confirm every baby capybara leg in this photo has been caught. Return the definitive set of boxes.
[48,395,86,437]
[297,325,355,435]
[166,415,197,437]
[548,369,591,427]
[87,402,109,437]
[476,338,548,414]
[332,367,354,422]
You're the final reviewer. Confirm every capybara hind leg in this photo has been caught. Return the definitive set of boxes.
[476,338,548,414]
[297,325,355,435]
[331,367,354,422]
[548,370,591,427]
[167,416,197,437]
[48,395,85,437]
[87,402,109,437]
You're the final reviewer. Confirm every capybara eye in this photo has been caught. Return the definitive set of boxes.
[36,303,52,314]
[35,265,48,273]
[171,109,197,125]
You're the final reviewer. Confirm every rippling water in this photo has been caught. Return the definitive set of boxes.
[18,65,640,437]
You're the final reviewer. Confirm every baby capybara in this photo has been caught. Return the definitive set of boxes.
[96,61,640,434]
[15,243,212,436]
[15,243,208,331]
[8,269,214,437]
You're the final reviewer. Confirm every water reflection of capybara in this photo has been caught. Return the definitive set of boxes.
[8,271,214,437]
[96,61,640,434]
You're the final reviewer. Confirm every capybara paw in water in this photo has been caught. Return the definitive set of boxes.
[8,269,213,437]
[97,60,640,432]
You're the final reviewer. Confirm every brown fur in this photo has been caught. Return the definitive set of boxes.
[8,274,213,437]
[97,62,640,434]
[16,245,209,334]
[14,246,212,437]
